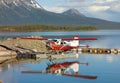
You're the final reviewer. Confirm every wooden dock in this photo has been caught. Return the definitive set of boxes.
[71,48,120,54]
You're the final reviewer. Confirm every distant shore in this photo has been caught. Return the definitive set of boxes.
[0,24,97,32]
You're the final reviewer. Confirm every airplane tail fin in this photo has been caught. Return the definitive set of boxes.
[72,35,79,47]
[74,35,79,40]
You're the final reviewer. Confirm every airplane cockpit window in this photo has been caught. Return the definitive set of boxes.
[61,42,67,45]
[57,41,59,44]
[61,42,64,45]
[53,40,57,42]
[64,42,66,44]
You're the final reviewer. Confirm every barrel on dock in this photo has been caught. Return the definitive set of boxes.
[97,48,103,54]
[82,48,87,54]
[118,49,120,54]
[89,48,98,54]
[111,49,118,54]
[72,48,120,54]
[102,48,111,54]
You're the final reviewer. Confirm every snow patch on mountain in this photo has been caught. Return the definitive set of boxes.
[0,0,44,9]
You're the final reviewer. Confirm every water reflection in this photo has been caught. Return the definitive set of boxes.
[0,59,42,73]
[106,56,114,63]
[1,53,120,83]
[21,60,97,80]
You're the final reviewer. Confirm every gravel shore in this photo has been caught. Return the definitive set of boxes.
[0,37,47,64]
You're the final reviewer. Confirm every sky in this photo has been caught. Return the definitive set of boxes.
[36,0,120,22]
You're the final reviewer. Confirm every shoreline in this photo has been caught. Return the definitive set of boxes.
[0,37,47,64]
[0,49,17,64]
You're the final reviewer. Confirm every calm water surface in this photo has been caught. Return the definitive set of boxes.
[0,30,120,83]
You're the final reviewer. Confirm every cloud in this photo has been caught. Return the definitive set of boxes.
[94,0,116,3]
[85,0,120,22]
[87,5,110,12]
[68,0,85,2]
[109,1,120,12]
[58,0,120,12]
[38,0,120,13]
[44,6,66,13]
[37,0,120,22]
[61,0,120,22]
[91,0,120,12]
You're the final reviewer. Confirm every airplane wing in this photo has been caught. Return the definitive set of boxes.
[21,37,97,40]
[21,37,49,40]
[62,38,97,40]
[21,70,97,80]
[62,73,97,80]
[21,70,46,74]
[21,35,97,41]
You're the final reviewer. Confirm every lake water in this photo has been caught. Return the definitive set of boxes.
[0,30,120,83]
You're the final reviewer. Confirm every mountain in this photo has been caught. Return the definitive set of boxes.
[62,8,85,17]
[0,0,44,9]
[0,0,120,29]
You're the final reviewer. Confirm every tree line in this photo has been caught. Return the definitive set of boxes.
[0,24,97,32]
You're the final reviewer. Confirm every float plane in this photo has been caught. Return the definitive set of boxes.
[21,35,97,53]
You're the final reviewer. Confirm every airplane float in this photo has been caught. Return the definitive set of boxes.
[21,61,97,80]
[21,35,97,53]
